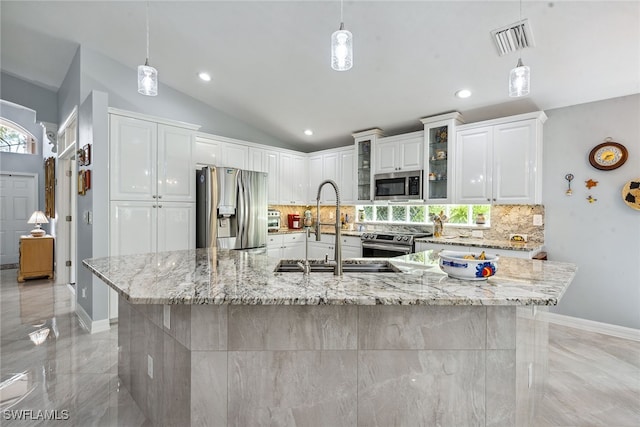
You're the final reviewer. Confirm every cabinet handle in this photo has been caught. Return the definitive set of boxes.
[153,205,157,208]
[492,198,496,202]
[487,198,490,202]
[158,205,163,208]
[158,195,163,199]
[152,195,157,199]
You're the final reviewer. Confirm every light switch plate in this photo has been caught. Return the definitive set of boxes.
[533,214,543,226]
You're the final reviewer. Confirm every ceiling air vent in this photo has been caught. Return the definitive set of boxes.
[490,19,535,56]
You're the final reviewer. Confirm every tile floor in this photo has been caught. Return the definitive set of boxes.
[1,269,638,426]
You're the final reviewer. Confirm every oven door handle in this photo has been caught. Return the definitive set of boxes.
[361,242,412,253]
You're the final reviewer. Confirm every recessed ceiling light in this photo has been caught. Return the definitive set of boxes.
[304,129,313,136]
[455,89,472,99]
[198,72,211,82]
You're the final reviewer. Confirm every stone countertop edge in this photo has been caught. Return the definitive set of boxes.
[415,237,544,252]
[82,248,576,307]
[270,229,364,237]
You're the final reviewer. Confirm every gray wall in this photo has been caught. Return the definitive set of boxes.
[58,47,81,126]
[0,72,58,124]
[543,94,640,329]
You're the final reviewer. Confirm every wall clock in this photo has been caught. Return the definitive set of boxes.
[588,141,628,170]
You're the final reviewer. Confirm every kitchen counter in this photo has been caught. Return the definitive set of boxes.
[416,236,544,253]
[85,249,576,426]
[270,228,363,237]
[83,248,574,306]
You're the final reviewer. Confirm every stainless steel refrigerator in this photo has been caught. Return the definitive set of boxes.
[196,166,268,249]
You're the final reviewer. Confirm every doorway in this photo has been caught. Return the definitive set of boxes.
[0,173,37,266]
[55,114,77,285]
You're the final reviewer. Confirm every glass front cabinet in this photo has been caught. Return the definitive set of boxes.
[353,128,384,203]
[421,112,464,203]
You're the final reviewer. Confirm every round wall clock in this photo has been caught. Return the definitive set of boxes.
[588,141,628,170]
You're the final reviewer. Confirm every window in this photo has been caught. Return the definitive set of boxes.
[357,204,490,226]
[0,119,37,154]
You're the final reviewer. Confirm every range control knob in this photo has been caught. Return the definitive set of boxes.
[403,236,411,242]
[395,236,403,241]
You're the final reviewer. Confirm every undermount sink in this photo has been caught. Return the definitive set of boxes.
[274,259,401,273]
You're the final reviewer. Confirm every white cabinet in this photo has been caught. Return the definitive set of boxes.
[279,153,307,205]
[110,114,195,202]
[415,241,539,259]
[224,142,249,170]
[109,201,195,255]
[375,131,424,174]
[250,147,280,204]
[308,234,361,260]
[455,112,546,205]
[194,135,222,167]
[353,129,384,203]
[267,233,305,259]
[308,147,355,204]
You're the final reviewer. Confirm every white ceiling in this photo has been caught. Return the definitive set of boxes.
[2,1,639,151]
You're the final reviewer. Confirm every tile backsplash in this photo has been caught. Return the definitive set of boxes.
[270,205,356,231]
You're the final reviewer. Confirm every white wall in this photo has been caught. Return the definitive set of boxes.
[543,94,640,329]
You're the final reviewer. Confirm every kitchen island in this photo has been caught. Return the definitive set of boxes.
[84,248,576,426]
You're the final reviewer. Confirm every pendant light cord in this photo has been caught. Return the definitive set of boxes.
[340,0,344,25]
[145,1,150,64]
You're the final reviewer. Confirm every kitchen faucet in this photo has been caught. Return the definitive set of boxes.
[315,180,342,275]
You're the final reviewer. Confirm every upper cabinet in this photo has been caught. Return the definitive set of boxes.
[455,111,547,205]
[249,147,280,204]
[422,112,464,204]
[279,152,307,205]
[308,147,355,205]
[353,128,384,204]
[375,131,423,174]
[110,113,197,202]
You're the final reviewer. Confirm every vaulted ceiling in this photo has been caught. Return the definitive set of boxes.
[2,1,639,151]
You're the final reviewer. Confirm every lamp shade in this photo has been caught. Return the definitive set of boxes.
[138,63,158,96]
[331,25,353,71]
[28,210,48,237]
[28,211,48,225]
[509,58,530,97]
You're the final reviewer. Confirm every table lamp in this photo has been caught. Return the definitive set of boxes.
[28,210,48,237]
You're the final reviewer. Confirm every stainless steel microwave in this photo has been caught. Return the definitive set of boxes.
[374,170,423,201]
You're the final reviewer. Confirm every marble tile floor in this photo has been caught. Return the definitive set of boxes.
[1,268,638,426]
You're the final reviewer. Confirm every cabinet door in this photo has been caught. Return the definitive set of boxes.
[342,245,361,260]
[110,115,157,201]
[158,125,195,202]
[194,136,222,167]
[455,127,493,204]
[250,148,280,204]
[157,203,195,252]
[308,155,323,203]
[339,149,356,203]
[282,241,305,260]
[291,155,307,204]
[306,241,327,259]
[223,142,249,169]
[375,141,398,174]
[267,234,283,259]
[398,137,423,170]
[279,153,294,204]
[322,152,339,203]
[493,120,537,204]
[110,201,157,256]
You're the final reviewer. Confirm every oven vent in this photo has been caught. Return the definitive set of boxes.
[490,19,535,56]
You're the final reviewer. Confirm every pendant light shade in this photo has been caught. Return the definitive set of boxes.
[138,1,158,96]
[331,23,353,71]
[509,58,530,97]
[138,61,158,96]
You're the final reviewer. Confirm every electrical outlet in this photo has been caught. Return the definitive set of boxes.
[163,305,171,329]
[533,214,543,226]
[527,363,533,388]
[81,288,86,298]
[148,355,153,379]
[329,211,334,219]
[471,230,483,238]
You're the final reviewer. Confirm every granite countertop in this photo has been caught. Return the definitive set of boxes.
[415,237,544,252]
[271,228,363,237]
[83,248,575,306]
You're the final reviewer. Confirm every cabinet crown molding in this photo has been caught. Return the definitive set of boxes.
[352,128,385,138]
[420,111,464,125]
[457,111,547,131]
[108,108,201,131]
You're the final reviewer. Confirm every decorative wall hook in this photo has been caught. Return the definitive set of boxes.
[587,195,597,203]
[585,178,598,189]
[565,173,574,196]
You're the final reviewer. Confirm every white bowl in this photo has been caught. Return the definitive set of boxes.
[439,250,499,280]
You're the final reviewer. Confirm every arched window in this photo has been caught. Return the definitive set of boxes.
[0,119,37,154]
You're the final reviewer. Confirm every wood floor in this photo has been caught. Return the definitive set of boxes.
[1,269,638,426]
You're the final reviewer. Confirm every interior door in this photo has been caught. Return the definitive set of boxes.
[0,173,36,265]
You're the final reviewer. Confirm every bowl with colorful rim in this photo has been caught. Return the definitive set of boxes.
[438,250,499,280]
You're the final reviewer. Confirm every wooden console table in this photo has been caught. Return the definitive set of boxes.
[18,235,54,282]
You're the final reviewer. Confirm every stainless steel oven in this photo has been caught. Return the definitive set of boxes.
[361,232,432,258]
[267,209,281,232]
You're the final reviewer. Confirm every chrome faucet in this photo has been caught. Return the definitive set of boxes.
[315,180,342,275]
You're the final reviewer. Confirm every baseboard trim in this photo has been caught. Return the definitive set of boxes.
[539,311,640,342]
[75,304,111,334]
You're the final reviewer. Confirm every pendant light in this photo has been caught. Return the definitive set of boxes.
[331,0,353,71]
[138,1,158,96]
[509,0,529,97]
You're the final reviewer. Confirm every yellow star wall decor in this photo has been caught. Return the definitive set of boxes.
[585,179,598,189]
[587,195,597,203]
